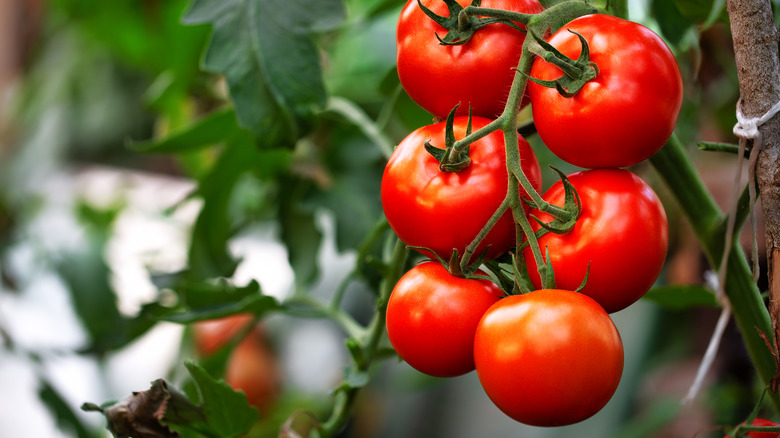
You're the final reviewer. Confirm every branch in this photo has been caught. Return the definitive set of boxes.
[726,0,780,393]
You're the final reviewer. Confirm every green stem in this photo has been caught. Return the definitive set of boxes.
[650,134,780,413]
[317,239,409,437]
[461,6,536,25]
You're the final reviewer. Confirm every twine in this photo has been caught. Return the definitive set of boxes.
[683,98,780,405]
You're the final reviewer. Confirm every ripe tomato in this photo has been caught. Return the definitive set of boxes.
[523,169,668,313]
[724,419,780,438]
[381,116,541,261]
[473,289,624,426]
[386,261,504,377]
[528,14,683,168]
[193,313,255,356]
[397,0,543,119]
[225,328,281,414]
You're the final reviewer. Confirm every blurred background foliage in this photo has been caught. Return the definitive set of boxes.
[0,0,775,436]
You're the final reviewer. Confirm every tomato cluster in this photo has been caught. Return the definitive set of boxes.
[384,0,678,428]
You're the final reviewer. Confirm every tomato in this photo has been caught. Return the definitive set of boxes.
[726,419,780,438]
[397,0,543,119]
[474,289,623,426]
[528,14,683,168]
[524,169,668,313]
[386,261,504,377]
[193,313,255,356]
[381,116,541,261]
[225,328,281,414]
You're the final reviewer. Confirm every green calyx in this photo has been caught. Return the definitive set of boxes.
[416,0,526,45]
[526,167,582,234]
[524,28,599,97]
[425,104,473,172]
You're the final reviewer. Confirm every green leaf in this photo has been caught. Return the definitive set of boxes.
[182,0,346,148]
[187,133,260,279]
[39,379,96,438]
[129,107,241,153]
[185,361,260,436]
[279,179,323,286]
[650,0,694,46]
[143,279,281,324]
[642,284,720,310]
[58,204,157,354]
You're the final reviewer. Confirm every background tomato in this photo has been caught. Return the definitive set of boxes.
[193,313,255,356]
[381,116,541,261]
[474,289,624,426]
[225,328,281,415]
[386,261,504,377]
[528,14,683,168]
[397,0,543,119]
[523,169,668,313]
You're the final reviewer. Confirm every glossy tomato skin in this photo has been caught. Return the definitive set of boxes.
[386,261,504,377]
[528,14,683,168]
[397,0,543,119]
[474,289,624,426]
[524,169,668,313]
[381,116,542,261]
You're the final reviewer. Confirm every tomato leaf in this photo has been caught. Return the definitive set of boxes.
[182,0,346,148]
[128,107,241,154]
[39,378,94,438]
[187,133,261,279]
[642,284,720,309]
[183,361,260,435]
[142,279,280,324]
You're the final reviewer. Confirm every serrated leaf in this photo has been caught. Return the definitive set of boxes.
[182,0,346,148]
[185,361,260,436]
[642,284,720,310]
[129,107,241,153]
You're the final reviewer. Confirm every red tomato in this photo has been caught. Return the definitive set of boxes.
[193,313,255,356]
[523,169,668,313]
[474,289,624,426]
[528,14,683,168]
[225,328,281,415]
[386,261,504,377]
[381,116,541,261]
[397,0,543,119]
[725,419,780,438]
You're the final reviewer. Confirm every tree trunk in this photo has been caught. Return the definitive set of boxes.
[726,0,780,389]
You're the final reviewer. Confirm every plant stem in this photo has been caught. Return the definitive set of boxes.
[317,238,409,437]
[650,134,780,412]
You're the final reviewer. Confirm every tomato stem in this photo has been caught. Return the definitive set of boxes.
[317,238,409,437]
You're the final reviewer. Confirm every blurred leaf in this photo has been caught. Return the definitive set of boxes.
[39,379,96,438]
[187,133,260,279]
[144,279,281,324]
[309,122,385,252]
[184,361,260,435]
[650,0,694,46]
[52,0,208,79]
[129,107,240,153]
[279,179,323,286]
[670,0,729,24]
[182,0,346,148]
[643,284,720,309]
[58,204,157,355]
